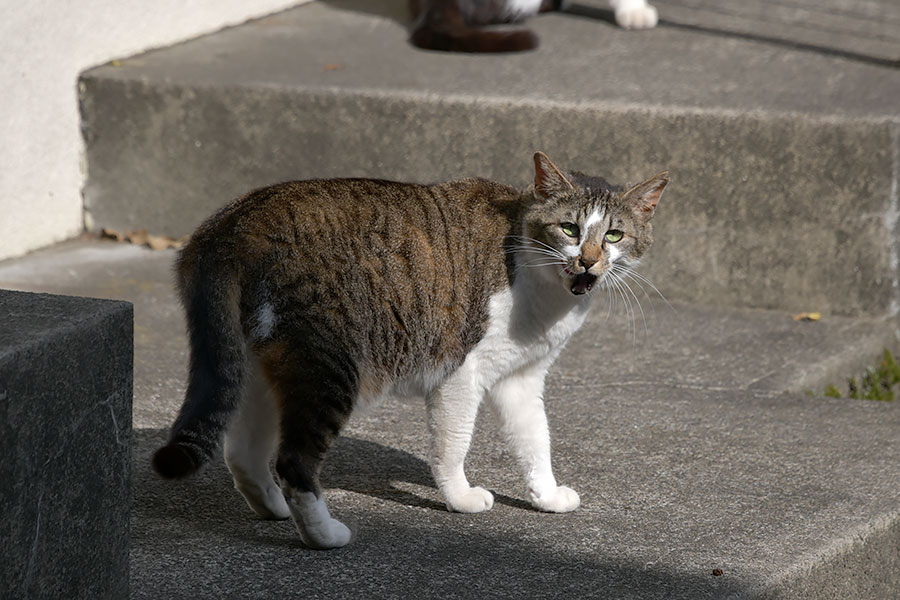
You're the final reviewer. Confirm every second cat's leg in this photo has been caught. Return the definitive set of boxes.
[609,0,658,29]
[427,364,494,513]
[539,0,570,13]
[488,363,580,513]
[262,344,355,550]
[223,358,290,520]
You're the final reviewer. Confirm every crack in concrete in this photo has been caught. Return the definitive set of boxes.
[22,490,44,599]
[603,379,779,397]
[888,122,900,318]
[40,392,127,470]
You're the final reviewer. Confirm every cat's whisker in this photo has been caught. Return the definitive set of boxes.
[519,262,567,268]
[509,236,568,259]
[512,257,566,277]
[506,240,565,258]
[509,247,567,260]
[603,272,628,330]
[607,270,643,345]
[613,265,670,306]
[611,270,648,338]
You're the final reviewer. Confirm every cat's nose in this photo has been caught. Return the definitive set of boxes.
[578,256,598,270]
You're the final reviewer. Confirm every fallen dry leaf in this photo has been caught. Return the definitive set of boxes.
[322,63,343,71]
[126,228,149,246]
[100,228,124,242]
[146,233,183,251]
[98,228,187,250]
[792,312,821,322]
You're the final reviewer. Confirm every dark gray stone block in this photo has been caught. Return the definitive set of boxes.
[0,289,133,599]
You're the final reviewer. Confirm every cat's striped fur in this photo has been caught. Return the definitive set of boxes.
[153,152,668,549]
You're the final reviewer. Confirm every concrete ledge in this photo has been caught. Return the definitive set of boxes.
[78,1,900,317]
[0,289,133,599]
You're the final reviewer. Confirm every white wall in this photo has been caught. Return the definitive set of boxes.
[0,0,308,261]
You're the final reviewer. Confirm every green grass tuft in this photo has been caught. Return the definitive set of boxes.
[823,384,842,398]
[821,348,899,402]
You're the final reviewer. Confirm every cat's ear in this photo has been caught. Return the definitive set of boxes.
[533,152,574,201]
[623,171,669,220]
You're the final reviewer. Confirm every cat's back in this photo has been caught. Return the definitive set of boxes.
[186,176,518,249]
[178,175,523,376]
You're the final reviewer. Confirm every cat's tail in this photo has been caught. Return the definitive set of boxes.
[152,248,247,479]
[409,24,538,53]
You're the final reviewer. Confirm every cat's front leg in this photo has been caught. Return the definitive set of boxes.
[489,364,580,513]
[426,366,494,513]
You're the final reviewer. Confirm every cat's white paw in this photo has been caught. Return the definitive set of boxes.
[286,490,352,549]
[615,5,658,29]
[298,517,352,550]
[235,481,291,520]
[445,486,495,513]
[530,485,581,513]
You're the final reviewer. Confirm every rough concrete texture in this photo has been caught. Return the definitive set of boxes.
[634,0,900,65]
[78,0,900,318]
[0,288,133,599]
[1,238,898,599]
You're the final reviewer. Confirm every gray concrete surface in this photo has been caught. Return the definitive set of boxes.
[1,238,898,598]
[0,288,132,599]
[634,0,900,65]
[78,0,900,318]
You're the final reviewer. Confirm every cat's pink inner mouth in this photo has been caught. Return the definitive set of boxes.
[570,272,597,295]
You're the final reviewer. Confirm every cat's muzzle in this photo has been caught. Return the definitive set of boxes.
[570,272,598,295]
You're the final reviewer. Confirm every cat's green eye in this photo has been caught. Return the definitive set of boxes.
[560,223,579,238]
[605,229,624,243]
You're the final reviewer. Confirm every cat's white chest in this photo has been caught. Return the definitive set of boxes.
[472,285,590,388]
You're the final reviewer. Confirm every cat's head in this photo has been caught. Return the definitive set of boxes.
[519,151,668,296]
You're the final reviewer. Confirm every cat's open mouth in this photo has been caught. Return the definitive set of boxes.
[570,272,598,295]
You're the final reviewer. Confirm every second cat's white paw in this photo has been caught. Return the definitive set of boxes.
[530,485,581,513]
[444,486,495,513]
[615,5,658,29]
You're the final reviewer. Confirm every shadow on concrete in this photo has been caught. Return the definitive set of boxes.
[318,0,412,24]
[566,1,900,68]
[132,428,742,599]
[319,0,899,68]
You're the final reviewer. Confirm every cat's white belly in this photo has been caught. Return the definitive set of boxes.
[355,284,589,410]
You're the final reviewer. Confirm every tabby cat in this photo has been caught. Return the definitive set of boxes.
[409,0,659,52]
[153,152,668,549]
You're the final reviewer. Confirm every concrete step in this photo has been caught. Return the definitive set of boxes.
[1,238,898,598]
[78,0,900,318]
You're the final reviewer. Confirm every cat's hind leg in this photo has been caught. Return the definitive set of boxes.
[263,344,354,549]
[488,363,580,513]
[223,357,291,520]
[427,364,494,513]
